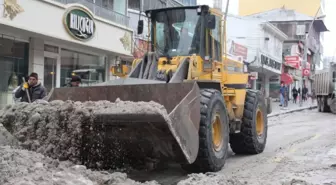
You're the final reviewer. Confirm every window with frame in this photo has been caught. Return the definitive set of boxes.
[128,0,141,11]
[102,0,113,10]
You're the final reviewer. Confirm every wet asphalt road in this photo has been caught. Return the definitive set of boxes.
[129,109,336,185]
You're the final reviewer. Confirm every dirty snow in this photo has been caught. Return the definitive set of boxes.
[0,145,159,185]
[1,101,335,185]
[176,173,245,185]
[0,99,170,168]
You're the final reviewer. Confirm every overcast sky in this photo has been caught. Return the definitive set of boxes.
[197,0,336,57]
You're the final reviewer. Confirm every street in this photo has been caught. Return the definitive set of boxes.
[1,107,335,185]
[129,109,336,185]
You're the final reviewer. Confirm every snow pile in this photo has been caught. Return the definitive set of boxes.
[0,145,159,185]
[0,99,169,169]
[177,173,245,185]
[0,122,18,147]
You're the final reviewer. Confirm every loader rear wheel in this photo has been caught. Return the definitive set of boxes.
[229,90,267,154]
[330,98,336,114]
[181,89,229,173]
[321,96,331,113]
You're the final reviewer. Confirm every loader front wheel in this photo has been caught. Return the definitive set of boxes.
[181,89,229,173]
[230,90,268,154]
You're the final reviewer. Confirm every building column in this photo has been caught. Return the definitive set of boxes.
[264,75,270,98]
[28,37,44,85]
[252,79,257,90]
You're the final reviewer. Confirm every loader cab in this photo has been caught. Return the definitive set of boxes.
[138,5,222,61]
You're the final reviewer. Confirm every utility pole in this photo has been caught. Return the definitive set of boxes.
[299,6,321,107]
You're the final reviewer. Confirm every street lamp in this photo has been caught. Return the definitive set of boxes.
[299,6,326,107]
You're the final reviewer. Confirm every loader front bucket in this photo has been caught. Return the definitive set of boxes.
[48,79,201,169]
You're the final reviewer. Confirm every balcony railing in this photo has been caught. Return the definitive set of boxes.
[53,0,130,27]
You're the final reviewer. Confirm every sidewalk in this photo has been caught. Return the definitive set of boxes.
[268,99,317,118]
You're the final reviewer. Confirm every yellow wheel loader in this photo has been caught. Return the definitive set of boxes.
[110,59,142,78]
[46,5,271,172]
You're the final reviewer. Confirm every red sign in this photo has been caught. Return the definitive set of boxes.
[229,41,248,59]
[285,56,300,69]
[302,68,310,76]
[302,62,311,76]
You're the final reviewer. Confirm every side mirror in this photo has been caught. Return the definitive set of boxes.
[205,15,216,29]
[137,20,144,35]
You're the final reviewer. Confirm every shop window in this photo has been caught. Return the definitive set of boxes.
[0,37,29,108]
[61,49,106,87]
[102,0,114,10]
[103,0,126,15]
[44,44,58,54]
[128,0,141,11]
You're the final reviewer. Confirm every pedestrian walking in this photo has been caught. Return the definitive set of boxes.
[279,82,286,107]
[302,86,308,101]
[284,84,289,107]
[311,89,316,104]
[292,86,298,104]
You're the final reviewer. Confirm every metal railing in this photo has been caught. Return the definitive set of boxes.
[53,0,130,27]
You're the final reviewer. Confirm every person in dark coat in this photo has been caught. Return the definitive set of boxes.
[15,72,47,103]
[292,86,298,104]
[64,75,82,87]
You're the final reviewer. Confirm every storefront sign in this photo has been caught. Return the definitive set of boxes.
[302,62,311,77]
[260,54,281,71]
[63,6,96,41]
[3,0,24,20]
[120,32,132,51]
[284,56,300,69]
[229,40,248,59]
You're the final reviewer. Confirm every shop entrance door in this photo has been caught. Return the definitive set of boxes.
[44,56,57,92]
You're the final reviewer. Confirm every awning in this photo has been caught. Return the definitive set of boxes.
[313,20,329,32]
[281,73,293,85]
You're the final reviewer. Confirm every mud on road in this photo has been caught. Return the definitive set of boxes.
[128,110,336,185]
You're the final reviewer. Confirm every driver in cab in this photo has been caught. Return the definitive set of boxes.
[177,27,193,54]
[164,24,180,53]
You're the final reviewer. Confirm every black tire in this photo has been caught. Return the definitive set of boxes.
[229,90,268,154]
[321,96,330,113]
[181,89,229,173]
[330,98,336,114]
[317,97,322,112]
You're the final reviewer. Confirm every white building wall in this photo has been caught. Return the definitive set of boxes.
[28,38,45,84]
[226,14,287,97]
[226,14,284,68]
[128,9,150,40]
[226,14,262,62]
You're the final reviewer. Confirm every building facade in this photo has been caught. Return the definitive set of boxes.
[239,0,327,67]
[128,0,197,59]
[247,8,328,95]
[226,14,288,98]
[0,0,133,108]
[239,0,326,17]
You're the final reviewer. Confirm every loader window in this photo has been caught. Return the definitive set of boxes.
[208,15,221,61]
[153,8,201,57]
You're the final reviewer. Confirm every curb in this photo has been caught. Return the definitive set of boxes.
[267,105,317,118]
